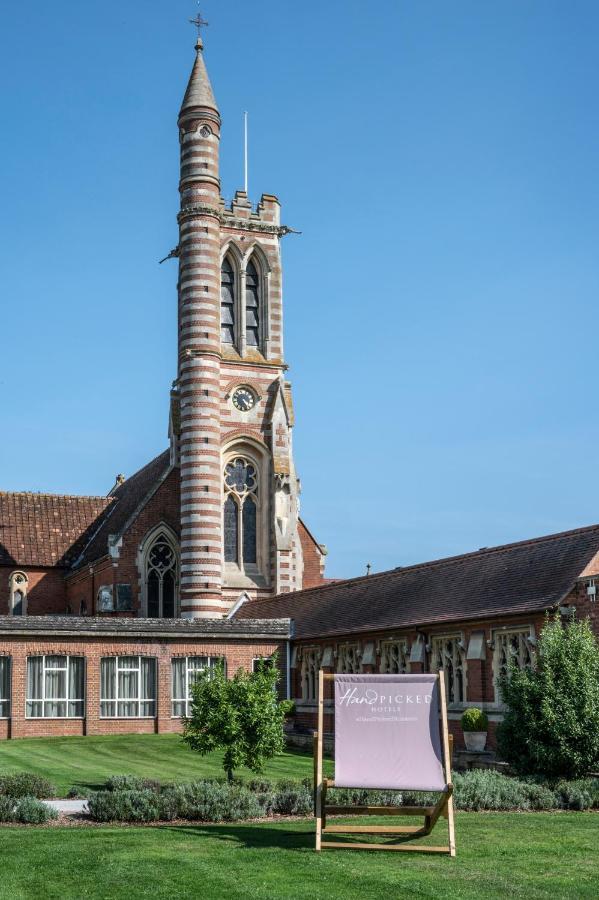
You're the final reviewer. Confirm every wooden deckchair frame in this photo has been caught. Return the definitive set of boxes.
[314,670,456,855]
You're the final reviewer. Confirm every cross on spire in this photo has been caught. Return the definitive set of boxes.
[189,4,209,41]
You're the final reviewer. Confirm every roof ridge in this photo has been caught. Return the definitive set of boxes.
[247,522,599,608]
[0,491,111,501]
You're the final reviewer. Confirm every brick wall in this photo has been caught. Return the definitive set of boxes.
[0,566,68,616]
[0,634,287,740]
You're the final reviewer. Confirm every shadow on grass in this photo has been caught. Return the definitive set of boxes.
[160,823,314,851]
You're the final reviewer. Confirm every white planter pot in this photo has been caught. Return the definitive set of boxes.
[464,731,487,752]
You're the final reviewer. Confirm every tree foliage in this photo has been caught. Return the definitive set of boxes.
[182,658,289,781]
[497,616,599,779]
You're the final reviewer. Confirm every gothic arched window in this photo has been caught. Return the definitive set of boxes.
[221,256,236,344]
[245,259,260,348]
[223,457,258,568]
[145,533,178,618]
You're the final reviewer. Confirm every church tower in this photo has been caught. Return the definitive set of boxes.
[172,32,303,618]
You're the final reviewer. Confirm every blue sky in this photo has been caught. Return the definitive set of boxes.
[1,1,598,578]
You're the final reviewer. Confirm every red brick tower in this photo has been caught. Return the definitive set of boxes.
[173,33,305,619]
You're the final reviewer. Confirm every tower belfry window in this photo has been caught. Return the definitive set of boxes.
[245,259,260,347]
[221,256,235,344]
[223,457,258,568]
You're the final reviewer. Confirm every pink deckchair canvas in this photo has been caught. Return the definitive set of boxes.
[334,673,447,791]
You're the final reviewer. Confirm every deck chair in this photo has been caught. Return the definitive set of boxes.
[313,670,456,855]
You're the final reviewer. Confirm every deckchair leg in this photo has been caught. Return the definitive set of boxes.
[315,669,325,852]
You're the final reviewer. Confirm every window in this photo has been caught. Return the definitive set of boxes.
[380,640,409,674]
[493,629,533,702]
[252,656,275,673]
[223,457,259,568]
[337,643,361,674]
[26,656,84,718]
[8,572,28,616]
[0,657,10,718]
[245,259,260,347]
[145,534,178,618]
[301,648,320,701]
[221,256,235,344]
[430,636,466,705]
[97,585,113,612]
[100,657,157,718]
[171,656,225,717]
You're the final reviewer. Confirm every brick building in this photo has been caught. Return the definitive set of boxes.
[235,525,599,750]
[1,32,598,749]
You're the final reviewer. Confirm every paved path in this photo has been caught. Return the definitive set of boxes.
[42,799,88,815]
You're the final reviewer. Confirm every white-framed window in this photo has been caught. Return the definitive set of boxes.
[336,643,361,674]
[26,656,84,718]
[430,636,466,705]
[8,571,28,616]
[171,656,225,717]
[0,657,10,718]
[301,648,320,700]
[380,640,409,674]
[252,656,275,673]
[100,656,157,718]
[492,628,534,702]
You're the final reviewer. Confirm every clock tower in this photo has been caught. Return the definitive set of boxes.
[171,33,304,618]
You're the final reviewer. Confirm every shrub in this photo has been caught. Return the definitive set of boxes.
[0,773,56,799]
[14,797,58,824]
[453,770,558,811]
[461,708,488,732]
[554,779,599,810]
[104,775,162,794]
[498,616,599,779]
[0,796,16,822]
[272,779,312,816]
[88,790,161,823]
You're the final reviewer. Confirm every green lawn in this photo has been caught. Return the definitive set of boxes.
[0,733,331,796]
[1,814,597,899]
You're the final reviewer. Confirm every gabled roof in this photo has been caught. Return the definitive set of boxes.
[235,524,599,639]
[0,492,111,568]
[72,450,172,570]
[0,450,172,571]
[0,615,290,640]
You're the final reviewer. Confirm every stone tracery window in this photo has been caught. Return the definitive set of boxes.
[493,629,534,703]
[430,636,466,705]
[221,255,236,344]
[380,640,409,674]
[301,648,320,701]
[223,457,258,568]
[336,643,361,674]
[145,533,178,618]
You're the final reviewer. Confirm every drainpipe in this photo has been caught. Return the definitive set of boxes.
[286,640,291,701]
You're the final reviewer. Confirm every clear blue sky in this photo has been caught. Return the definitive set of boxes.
[1,1,598,578]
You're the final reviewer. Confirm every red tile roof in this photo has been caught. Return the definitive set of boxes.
[0,492,112,568]
[236,524,599,638]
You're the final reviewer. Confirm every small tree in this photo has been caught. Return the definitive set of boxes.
[497,615,599,779]
[182,657,290,782]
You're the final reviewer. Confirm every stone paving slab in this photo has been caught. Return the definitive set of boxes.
[42,799,88,815]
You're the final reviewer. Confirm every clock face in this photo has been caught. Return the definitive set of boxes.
[232,387,255,412]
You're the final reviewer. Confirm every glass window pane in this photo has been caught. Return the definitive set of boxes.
[12,590,24,616]
[147,570,160,618]
[119,669,138,701]
[45,670,66,701]
[224,495,239,562]
[172,700,186,717]
[116,584,133,612]
[141,658,156,702]
[27,657,43,701]
[162,570,175,618]
[172,659,186,700]
[101,658,116,701]
[118,700,138,717]
[243,497,257,564]
[69,658,84,702]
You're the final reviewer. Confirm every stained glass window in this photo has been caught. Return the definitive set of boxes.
[245,259,260,347]
[221,256,235,344]
[242,497,257,564]
[223,456,259,570]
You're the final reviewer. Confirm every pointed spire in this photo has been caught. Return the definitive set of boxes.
[180,38,218,116]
